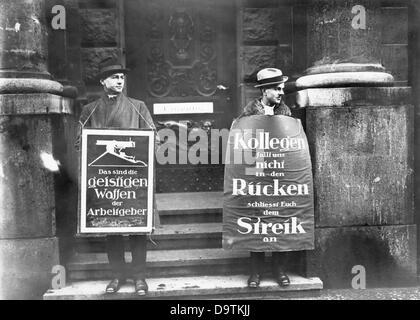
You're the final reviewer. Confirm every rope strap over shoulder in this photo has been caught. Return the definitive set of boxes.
[126,97,157,133]
[79,100,101,128]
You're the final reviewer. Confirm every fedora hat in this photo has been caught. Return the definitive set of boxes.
[97,56,130,81]
[255,68,288,88]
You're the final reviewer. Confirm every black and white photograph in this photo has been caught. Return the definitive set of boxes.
[0,0,420,307]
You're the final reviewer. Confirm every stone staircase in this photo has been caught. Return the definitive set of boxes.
[44,192,322,299]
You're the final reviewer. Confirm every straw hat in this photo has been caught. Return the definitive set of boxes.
[255,68,288,88]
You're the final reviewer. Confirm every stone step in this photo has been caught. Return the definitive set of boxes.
[44,274,323,300]
[74,223,222,252]
[156,192,222,224]
[68,248,252,281]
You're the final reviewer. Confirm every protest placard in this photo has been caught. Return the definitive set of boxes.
[223,115,314,251]
[79,129,154,234]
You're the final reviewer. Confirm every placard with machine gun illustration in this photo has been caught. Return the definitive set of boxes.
[78,129,154,234]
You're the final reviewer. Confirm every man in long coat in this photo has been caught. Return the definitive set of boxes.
[76,57,157,295]
[238,68,292,288]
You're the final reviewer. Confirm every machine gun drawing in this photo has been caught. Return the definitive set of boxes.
[88,139,147,167]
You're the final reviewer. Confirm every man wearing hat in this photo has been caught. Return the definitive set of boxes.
[239,67,291,118]
[76,57,157,295]
[238,67,292,288]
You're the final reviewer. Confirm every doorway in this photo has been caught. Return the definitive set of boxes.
[124,0,237,193]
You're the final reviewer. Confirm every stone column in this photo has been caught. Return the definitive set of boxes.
[0,0,73,299]
[297,0,394,89]
[294,0,416,288]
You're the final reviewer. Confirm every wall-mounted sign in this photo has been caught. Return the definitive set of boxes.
[78,129,154,234]
[153,102,214,115]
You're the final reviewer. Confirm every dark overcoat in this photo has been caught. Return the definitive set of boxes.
[76,92,160,228]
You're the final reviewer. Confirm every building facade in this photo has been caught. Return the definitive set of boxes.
[0,0,419,299]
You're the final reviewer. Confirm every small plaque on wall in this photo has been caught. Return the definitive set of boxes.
[153,102,214,114]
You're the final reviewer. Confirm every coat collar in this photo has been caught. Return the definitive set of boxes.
[100,92,124,103]
[253,98,279,114]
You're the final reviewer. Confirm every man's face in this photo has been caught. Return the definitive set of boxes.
[100,73,125,94]
[262,83,285,105]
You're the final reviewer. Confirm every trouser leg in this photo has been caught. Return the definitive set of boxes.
[271,252,286,276]
[106,235,126,279]
[250,251,265,274]
[129,234,147,280]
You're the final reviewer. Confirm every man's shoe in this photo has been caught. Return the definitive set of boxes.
[105,278,125,293]
[135,278,148,296]
[247,274,261,288]
[276,271,290,287]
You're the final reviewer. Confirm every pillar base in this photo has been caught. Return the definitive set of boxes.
[0,78,63,95]
[295,86,411,109]
[296,63,394,90]
[306,225,417,288]
[0,93,74,299]
[296,72,394,90]
[300,86,415,288]
[0,237,59,299]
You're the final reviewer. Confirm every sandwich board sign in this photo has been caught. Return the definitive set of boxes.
[78,128,154,234]
[223,115,314,251]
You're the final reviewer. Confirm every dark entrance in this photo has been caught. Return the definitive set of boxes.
[125,0,237,193]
